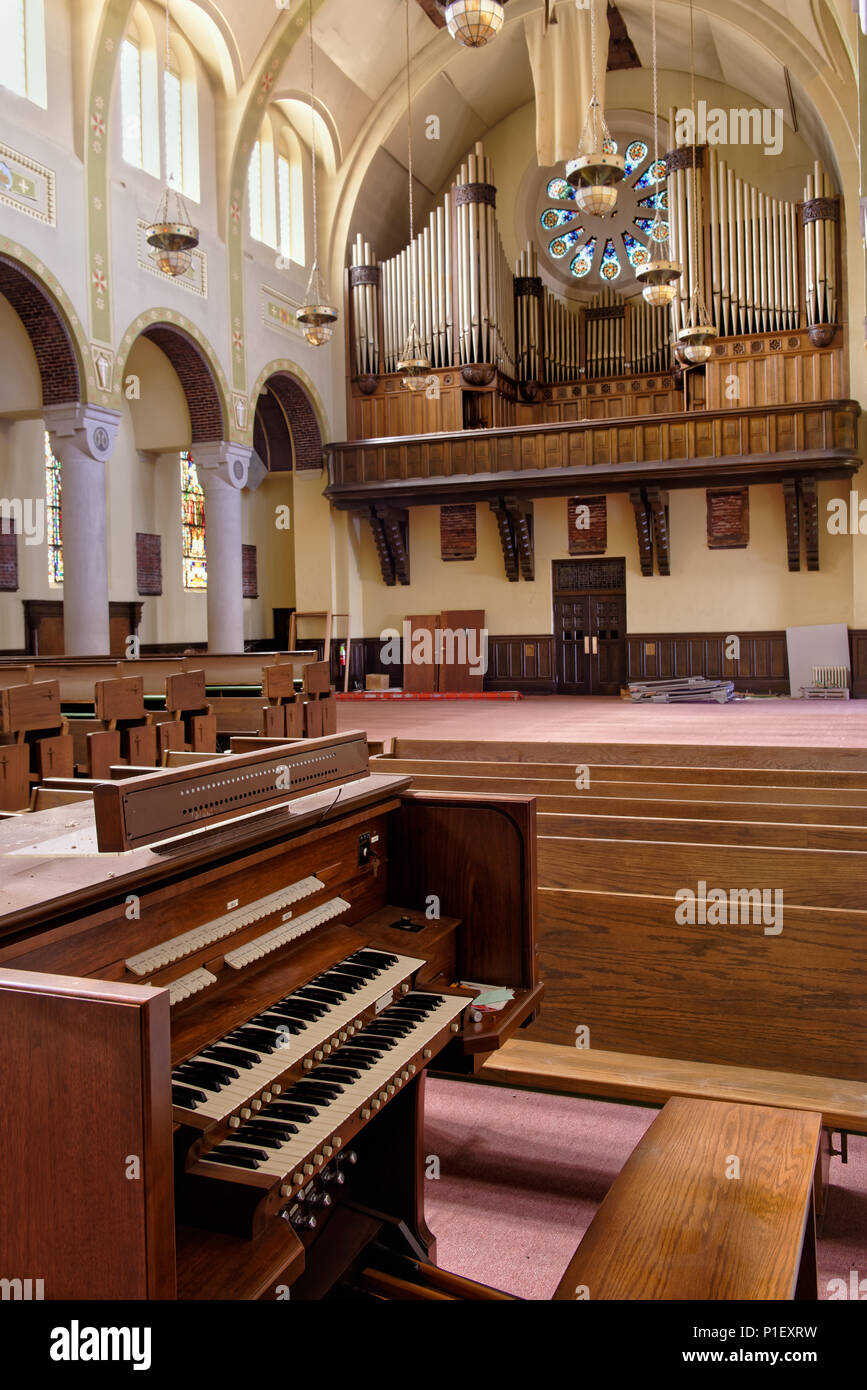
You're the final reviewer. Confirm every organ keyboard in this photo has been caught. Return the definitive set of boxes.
[0,731,542,1300]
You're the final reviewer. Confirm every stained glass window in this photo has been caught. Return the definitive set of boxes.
[600,239,621,280]
[634,160,666,190]
[181,451,206,590]
[624,140,648,175]
[44,431,62,585]
[550,227,585,258]
[546,176,576,201]
[571,237,596,278]
[542,138,667,286]
[541,207,578,230]
[622,231,651,268]
[638,190,668,212]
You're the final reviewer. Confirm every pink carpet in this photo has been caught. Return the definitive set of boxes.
[423,1078,867,1300]
[338,694,867,748]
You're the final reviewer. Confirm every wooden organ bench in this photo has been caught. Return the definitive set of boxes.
[552,1097,822,1301]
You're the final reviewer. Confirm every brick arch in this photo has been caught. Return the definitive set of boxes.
[0,254,82,405]
[255,372,324,472]
[140,323,227,443]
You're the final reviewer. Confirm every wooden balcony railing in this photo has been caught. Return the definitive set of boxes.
[325,399,861,506]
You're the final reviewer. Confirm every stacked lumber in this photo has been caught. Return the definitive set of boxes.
[627,677,734,703]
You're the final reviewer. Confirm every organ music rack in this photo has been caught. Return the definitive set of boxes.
[0,731,541,1300]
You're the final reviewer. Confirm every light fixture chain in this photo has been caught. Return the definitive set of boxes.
[309,0,319,276]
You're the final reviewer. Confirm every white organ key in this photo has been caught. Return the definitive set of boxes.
[172,951,426,1123]
[222,897,350,970]
[167,967,217,1005]
[198,993,466,1179]
[125,875,325,976]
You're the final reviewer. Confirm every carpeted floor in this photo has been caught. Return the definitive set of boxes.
[423,1078,867,1300]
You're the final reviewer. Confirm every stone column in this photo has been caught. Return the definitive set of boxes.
[43,403,120,656]
[195,442,253,653]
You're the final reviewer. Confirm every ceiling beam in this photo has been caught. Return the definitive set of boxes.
[416,0,447,28]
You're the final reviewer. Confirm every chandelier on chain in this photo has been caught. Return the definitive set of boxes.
[676,0,717,363]
[445,1,505,48]
[397,0,432,391]
[296,0,338,346]
[635,0,682,307]
[145,0,199,277]
[565,0,625,217]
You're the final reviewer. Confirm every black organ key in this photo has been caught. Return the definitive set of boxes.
[172,1085,203,1109]
[204,1151,260,1170]
[203,1045,257,1069]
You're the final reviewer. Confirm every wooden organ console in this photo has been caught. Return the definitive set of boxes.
[0,732,541,1301]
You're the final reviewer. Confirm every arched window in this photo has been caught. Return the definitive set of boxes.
[249,115,304,261]
[0,0,47,108]
[120,5,198,198]
[248,117,277,249]
[121,8,160,178]
[180,451,206,590]
[278,127,305,265]
[44,431,62,585]
[164,38,200,200]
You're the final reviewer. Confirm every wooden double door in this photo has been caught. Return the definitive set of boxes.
[553,560,627,696]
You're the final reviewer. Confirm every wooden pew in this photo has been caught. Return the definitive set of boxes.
[30,786,93,812]
[537,836,867,908]
[538,810,867,851]
[552,1097,821,1301]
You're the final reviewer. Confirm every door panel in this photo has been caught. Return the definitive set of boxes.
[553,561,627,696]
[554,597,590,694]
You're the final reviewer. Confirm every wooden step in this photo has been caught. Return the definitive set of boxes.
[375,756,867,792]
[390,738,867,774]
[481,1039,867,1134]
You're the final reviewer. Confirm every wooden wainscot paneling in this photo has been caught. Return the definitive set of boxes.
[705,328,847,410]
[627,631,789,692]
[485,636,555,693]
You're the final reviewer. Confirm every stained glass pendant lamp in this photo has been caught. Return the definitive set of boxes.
[676,0,717,363]
[635,0,681,307]
[296,2,338,347]
[397,0,431,391]
[565,0,625,217]
[445,0,505,47]
[145,1,199,277]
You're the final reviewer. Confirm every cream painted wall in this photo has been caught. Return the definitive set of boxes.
[345,484,858,642]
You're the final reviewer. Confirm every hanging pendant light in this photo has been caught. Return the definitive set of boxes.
[296,3,337,347]
[445,0,505,47]
[397,0,431,392]
[676,0,717,364]
[565,0,624,217]
[146,1,199,276]
[636,0,681,307]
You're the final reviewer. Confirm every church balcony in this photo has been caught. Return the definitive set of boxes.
[324,398,861,509]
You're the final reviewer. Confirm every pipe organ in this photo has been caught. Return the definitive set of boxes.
[344,138,844,437]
